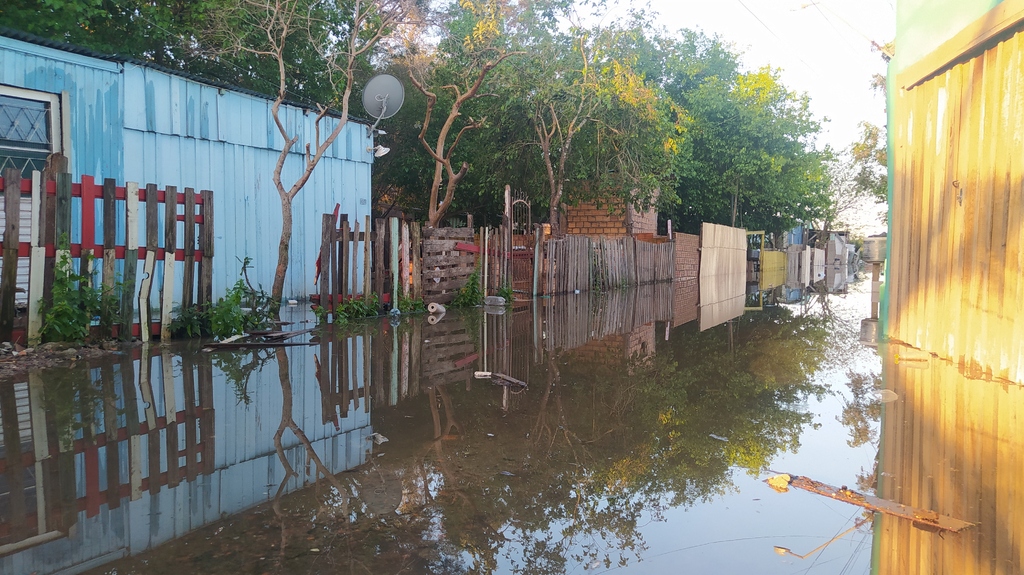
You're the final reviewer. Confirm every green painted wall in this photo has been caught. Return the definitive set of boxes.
[895,0,1004,72]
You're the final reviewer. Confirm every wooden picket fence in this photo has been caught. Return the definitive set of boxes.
[0,168,213,343]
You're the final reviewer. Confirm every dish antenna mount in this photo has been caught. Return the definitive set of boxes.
[362,74,405,136]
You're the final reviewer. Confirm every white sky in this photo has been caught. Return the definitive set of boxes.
[605,0,896,151]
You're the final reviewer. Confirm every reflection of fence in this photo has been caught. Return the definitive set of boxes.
[877,346,1024,574]
[0,349,214,553]
[542,283,674,353]
[0,169,214,343]
[1,343,372,573]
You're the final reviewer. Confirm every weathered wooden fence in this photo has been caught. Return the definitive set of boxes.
[541,235,676,295]
[422,226,475,305]
[314,214,479,318]
[0,169,213,343]
[315,211,387,316]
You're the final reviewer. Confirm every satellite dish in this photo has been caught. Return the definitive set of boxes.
[362,74,405,121]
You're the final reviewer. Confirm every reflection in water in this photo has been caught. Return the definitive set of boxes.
[1,279,880,574]
[874,344,1024,575]
[0,342,371,575]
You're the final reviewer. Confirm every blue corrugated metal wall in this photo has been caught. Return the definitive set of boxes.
[0,36,124,182]
[1,36,374,301]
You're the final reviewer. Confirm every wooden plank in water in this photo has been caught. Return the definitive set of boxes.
[775,474,975,533]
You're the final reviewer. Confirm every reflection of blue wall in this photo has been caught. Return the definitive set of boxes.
[2,337,371,575]
[0,34,373,300]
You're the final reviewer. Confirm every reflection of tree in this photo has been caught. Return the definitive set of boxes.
[838,370,882,449]
[267,348,351,565]
[42,366,104,449]
[258,305,836,574]
[212,348,274,405]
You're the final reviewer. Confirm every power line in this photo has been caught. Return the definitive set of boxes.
[735,0,817,73]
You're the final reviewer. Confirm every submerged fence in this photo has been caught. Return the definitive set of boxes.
[0,169,213,343]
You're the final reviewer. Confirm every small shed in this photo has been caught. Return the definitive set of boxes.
[0,29,375,301]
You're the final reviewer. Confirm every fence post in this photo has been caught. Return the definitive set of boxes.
[320,213,333,318]
[0,168,21,341]
[351,219,360,298]
[160,187,177,340]
[101,179,117,334]
[401,220,410,301]
[198,190,214,308]
[363,215,373,303]
[411,222,421,301]
[182,188,196,310]
[121,183,140,339]
[340,217,350,301]
[374,219,385,301]
[390,218,400,305]
[532,224,541,297]
[28,171,46,344]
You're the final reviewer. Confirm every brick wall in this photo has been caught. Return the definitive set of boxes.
[565,202,629,237]
[673,277,698,328]
[629,205,658,235]
[564,200,658,237]
[675,232,699,280]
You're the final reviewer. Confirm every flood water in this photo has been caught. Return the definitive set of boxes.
[2,275,1019,575]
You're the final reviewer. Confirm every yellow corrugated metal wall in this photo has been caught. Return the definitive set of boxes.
[889,26,1024,383]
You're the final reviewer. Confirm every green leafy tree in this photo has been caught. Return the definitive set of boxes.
[208,0,413,306]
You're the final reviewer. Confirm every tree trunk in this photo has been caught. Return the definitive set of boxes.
[271,195,293,308]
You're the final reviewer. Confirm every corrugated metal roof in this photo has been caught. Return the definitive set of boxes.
[0,26,373,126]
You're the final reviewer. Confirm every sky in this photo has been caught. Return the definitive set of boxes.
[606,0,896,151]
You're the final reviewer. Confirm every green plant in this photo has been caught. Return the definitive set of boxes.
[41,240,104,343]
[496,282,514,305]
[170,258,275,339]
[397,294,426,314]
[312,304,330,326]
[450,268,484,308]
[317,293,381,325]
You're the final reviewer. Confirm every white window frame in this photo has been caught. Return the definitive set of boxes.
[0,83,66,170]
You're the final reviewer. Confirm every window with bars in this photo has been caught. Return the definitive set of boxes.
[0,88,61,177]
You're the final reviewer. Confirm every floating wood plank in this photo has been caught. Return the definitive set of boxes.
[770,473,975,532]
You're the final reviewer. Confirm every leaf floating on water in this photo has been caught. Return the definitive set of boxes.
[709,434,729,442]
[499,471,515,476]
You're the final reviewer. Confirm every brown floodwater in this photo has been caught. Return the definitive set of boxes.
[3,277,1015,575]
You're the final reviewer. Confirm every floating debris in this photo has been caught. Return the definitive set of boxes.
[709,433,729,442]
[765,473,975,532]
[474,371,527,389]
[872,389,899,403]
[367,433,389,445]
[766,474,792,493]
